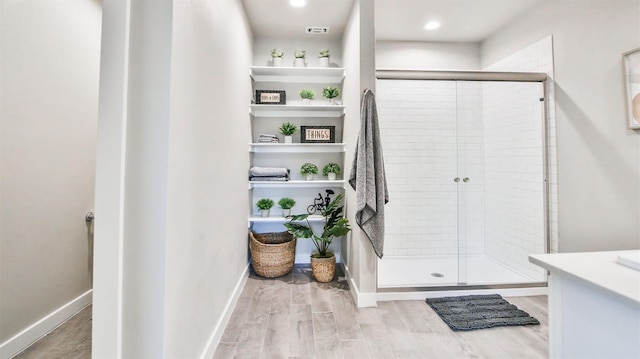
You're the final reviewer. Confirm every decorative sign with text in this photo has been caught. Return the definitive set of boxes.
[255,90,286,105]
[301,126,335,143]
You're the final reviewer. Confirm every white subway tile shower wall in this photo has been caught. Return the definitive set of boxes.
[377,80,486,257]
[485,36,557,253]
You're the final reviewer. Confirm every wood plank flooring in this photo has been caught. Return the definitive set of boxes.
[12,265,548,359]
[214,266,549,359]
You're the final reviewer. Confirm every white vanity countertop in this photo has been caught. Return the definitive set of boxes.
[530,250,640,307]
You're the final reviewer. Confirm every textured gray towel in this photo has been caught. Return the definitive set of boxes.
[249,166,289,178]
[349,89,388,258]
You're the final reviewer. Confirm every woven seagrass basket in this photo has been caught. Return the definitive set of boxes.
[249,231,296,278]
[311,254,336,282]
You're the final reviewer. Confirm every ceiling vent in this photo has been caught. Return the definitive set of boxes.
[306,26,330,35]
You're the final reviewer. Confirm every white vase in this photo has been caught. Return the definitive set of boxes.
[327,173,337,181]
[284,135,293,144]
[305,174,314,181]
[328,98,336,105]
[282,209,291,217]
[302,98,311,105]
[260,209,270,218]
[272,57,283,67]
[318,57,330,67]
[294,58,305,67]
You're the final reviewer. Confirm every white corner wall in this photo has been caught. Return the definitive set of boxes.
[0,0,100,355]
[482,0,640,252]
[164,0,253,357]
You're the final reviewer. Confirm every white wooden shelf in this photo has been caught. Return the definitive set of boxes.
[249,143,345,153]
[250,66,345,83]
[249,180,346,189]
[248,214,325,223]
[250,104,345,118]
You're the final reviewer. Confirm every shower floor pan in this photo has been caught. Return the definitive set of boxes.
[377,254,543,288]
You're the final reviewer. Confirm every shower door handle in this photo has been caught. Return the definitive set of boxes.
[454,177,460,183]
[463,177,470,183]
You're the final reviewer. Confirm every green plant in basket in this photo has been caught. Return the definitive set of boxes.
[300,163,318,175]
[256,198,274,210]
[300,89,315,100]
[322,86,340,99]
[322,162,342,176]
[278,197,296,210]
[284,193,350,258]
[279,122,298,136]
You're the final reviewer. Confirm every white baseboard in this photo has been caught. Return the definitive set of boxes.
[0,289,93,359]
[199,263,250,359]
[376,286,548,302]
[342,263,377,308]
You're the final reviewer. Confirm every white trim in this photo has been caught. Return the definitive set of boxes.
[342,263,377,308]
[0,290,93,359]
[199,264,250,359]
[376,286,548,302]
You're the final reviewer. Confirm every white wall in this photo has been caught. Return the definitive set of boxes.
[164,0,252,357]
[0,0,100,350]
[253,37,343,68]
[482,0,640,252]
[376,41,480,70]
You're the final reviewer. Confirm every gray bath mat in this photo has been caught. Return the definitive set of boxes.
[425,294,540,331]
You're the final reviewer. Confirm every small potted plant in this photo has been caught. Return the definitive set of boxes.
[285,193,350,282]
[278,197,296,217]
[271,48,284,67]
[299,89,315,105]
[256,198,274,217]
[322,162,341,181]
[279,122,298,143]
[293,49,306,67]
[322,86,340,105]
[318,48,330,67]
[300,162,318,181]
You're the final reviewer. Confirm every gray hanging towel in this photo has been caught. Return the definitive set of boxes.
[349,89,389,258]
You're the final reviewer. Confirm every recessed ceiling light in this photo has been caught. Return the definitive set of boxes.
[290,0,307,7]
[424,21,441,30]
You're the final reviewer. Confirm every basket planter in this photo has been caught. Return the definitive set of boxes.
[249,232,296,278]
[311,253,336,282]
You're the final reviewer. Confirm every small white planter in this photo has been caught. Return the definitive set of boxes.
[282,209,291,217]
[302,99,311,105]
[260,209,270,218]
[327,173,337,181]
[272,57,283,67]
[305,174,315,181]
[318,57,330,67]
[294,58,305,67]
[327,98,336,105]
[284,135,293,143]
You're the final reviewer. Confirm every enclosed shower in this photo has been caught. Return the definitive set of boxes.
[376,70,549,289]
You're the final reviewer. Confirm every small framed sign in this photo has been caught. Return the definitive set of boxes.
[255,90,286,105]
[301,126,335,143]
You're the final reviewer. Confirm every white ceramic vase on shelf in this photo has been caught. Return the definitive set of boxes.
[318,57,330,67]
[294,58,305,67]
[327,173,337,181]
[302,99,311,105]
[284,135,293,144]
[305,174,314,181]
[272,57,283,67]
[260,209,270,218]
[282,209,291,217]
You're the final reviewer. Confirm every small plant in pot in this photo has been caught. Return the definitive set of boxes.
[322,162,342,181]
[271,48,284,67]
[299,89,315,105]
[278,197,296,217]
[279,122,298,143]
[284,193,350,282]
[293,49,306,67]
[300,162,318,181]
[322,86,340,105]
[318,48,330,67]
[256,198,274,218]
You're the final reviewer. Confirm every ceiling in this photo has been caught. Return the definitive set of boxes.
[242,0,542,42]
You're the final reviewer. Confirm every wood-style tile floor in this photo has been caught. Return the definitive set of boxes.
[12,265,549,359]
[214,265,549,359]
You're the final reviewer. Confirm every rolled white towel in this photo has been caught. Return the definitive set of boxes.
[249,166,289,178]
